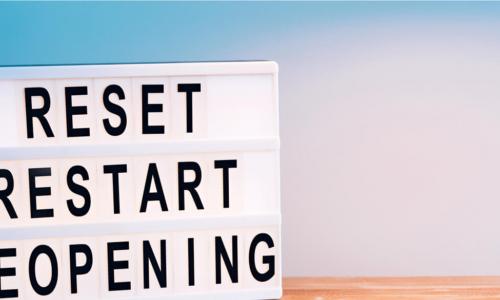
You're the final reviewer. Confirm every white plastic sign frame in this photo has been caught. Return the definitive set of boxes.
[0,62,281,300]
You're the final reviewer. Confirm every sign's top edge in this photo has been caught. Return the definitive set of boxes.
[0,60,274,68]
[0,61,279,80]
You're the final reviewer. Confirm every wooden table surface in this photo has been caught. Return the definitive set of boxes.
[283,277,500,299]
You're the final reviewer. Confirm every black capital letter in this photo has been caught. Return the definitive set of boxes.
[0,248,18,298]
[140,163,168,213]
[25,87,54,139]
[69,244,93,294]
[66,165,91,217]
[143,240,167,289]
[0,169,17,219]
[103,84,127,136]
[103,164,127,214]
[29,168,53,218]
[65,86,90,137]
[249,233,275,282]
[142,85,164,134]
[29,245,58,296]
[178,162,203,210]
[214,160,237,208]
[188,238,195,286]
[215,236,238,284]
[107,242,131,291]
[177,83,201,133]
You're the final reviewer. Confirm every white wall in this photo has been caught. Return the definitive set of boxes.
[276,19,500,276]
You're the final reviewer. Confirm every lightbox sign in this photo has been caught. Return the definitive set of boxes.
[0,62,281,299]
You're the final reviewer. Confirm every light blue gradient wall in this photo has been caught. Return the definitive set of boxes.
[3,2,500,276]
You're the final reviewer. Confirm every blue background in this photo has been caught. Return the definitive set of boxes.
[1,2,498,66]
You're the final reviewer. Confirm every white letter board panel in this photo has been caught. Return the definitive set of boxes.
[0,62,281,300]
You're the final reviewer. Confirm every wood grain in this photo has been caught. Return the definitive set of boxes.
[283,277,500,299]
